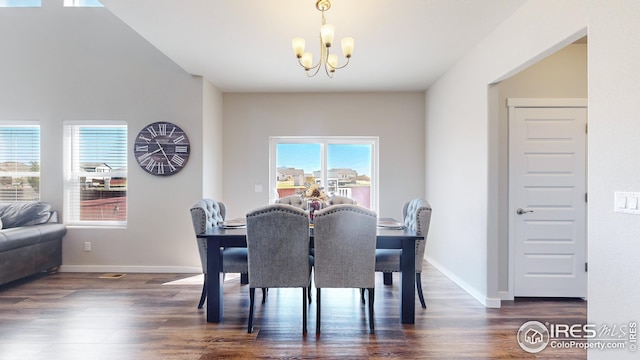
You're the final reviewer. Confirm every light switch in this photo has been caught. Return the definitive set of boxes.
[254,184,263,193]
[615,194,627,209]
[615,191,640,215]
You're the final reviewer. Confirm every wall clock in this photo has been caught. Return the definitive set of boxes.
[133,121,190,176]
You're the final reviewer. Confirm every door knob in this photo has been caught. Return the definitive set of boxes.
[516,208,534,215]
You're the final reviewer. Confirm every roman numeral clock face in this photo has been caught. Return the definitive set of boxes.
[134,122,190,176]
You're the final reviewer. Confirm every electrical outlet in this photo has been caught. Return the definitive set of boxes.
[84,242,91,251]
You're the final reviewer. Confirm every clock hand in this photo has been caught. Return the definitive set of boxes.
[137,146,163,163]
[156,140,176,171]
[147,147,163,156]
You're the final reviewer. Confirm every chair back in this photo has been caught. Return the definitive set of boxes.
[246,204,311,288]
[275,195,307,210]
[328,195,357,206]
[313,204,377,289]
[190,199,226,273]
[402,198,432,272]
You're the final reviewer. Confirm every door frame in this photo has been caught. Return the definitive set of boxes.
[506,98,588,300]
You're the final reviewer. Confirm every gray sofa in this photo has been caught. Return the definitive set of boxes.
[0,202,67,286]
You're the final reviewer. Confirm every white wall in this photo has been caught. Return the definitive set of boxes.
[222,92,425,219]
[0,3,209,272]
[202,80,224,199]
[587,1,640,359]
[425,0,588,307]
[427,1,640,358]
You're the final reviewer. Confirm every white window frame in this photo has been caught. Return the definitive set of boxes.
[63,120,127,228]
[0,121,41,202]
[269,136,379,213]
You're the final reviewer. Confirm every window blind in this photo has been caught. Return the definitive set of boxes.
[0,124,40,202]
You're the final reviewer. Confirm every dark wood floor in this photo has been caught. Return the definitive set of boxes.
[0,263,586,359]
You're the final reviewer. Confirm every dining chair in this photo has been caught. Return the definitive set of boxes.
[189,199,256,309]
[374,198,432,308]
[245,203,312,334]
[275,195,307,210]
[328,195,357,206]
[313,204,377,333]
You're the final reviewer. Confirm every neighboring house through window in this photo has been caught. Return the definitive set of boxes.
[0,122,40,202]
[63,122,127,227]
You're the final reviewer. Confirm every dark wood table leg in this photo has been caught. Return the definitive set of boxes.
[206,238,224,323]
[400,238,416,324]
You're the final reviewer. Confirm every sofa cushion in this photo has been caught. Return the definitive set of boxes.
[0,226,42,252]
[0,202,53,229]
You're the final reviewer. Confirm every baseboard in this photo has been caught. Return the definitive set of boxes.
[499,291,513,301]
[425,256,501,308]
[60,265,201,274]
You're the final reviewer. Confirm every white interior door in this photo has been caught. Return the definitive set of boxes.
[509,99,587,298]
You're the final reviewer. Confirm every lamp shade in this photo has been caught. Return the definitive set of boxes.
[320,24,335,47]
[292,37,305,58]
[341,37,354,58]
[327,54,338,71]
[301,52,313,69]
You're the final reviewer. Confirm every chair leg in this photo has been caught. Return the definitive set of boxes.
[241,273,249,285]
[416,272,427,309]
[360,288,365,304]
[262,288,268,304]
[368,288,375,333]
[383,272,393,285]
[248,288,256,333]
[316,288,321,334]
[302,288,307,334]
[197,274,207,309]
[308,284,312,304]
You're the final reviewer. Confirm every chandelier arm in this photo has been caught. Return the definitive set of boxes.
[328,56,350,71]
[323,63,335,78]
[321,40,351,71]
[306,64,323,77]
[297,57,322,72]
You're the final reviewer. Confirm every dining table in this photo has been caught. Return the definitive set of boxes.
[197,218,424,324]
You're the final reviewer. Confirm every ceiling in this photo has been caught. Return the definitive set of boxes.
[100,0,527,93]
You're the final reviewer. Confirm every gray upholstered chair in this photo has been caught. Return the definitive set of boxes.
[328,195,357,206]
[246,203,312,333]
[189,199,251,309]
[313,204,377,333]
[275,195,307,209]
[374,198,432,308]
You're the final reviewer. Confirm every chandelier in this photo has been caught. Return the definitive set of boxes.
[292,0,354,78]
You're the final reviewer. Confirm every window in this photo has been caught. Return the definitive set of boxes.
[64,122,127,227]
[270,137,378,212]
[0,123,40,202]
[63,0,103,7]
[0,0,41,7]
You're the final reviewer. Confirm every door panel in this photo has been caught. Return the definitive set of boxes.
[510,106,587,298]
